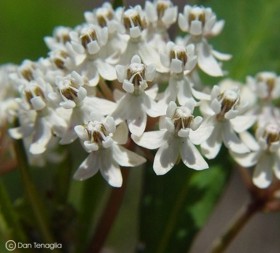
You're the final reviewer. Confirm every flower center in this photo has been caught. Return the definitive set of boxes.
[257,73,276,99]
[156,1,170,19]
[97,8,114,27]
[172,107,193,132]
[54,28,71,44]
[20,64,35,81]
[169,46,188,65]
[85,121,111,146]
[123,9,145,31]
[127,63,146,87]
[80,28,97,49]
[188,8,206,27]
[218,89,239,114]
[24,85,45,108]
[52,50,69,69]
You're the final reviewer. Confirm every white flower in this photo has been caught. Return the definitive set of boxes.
[112,55,162,136]
[158,42,209,110]
[178,6,231,77]
[233,123,280,188]
[145,0,178,30]
[194,85,256,159]
[74,116,146,187]
[9,79,67,155]
[132,101,208,175]
[118,6,165,72]
[178,6,224,37]
[247,71,280,102]
[48,71,116,144]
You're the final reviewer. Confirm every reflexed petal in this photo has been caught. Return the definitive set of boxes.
[74,153,99,180]
[212,49,231,61]
[113,121,128,144]
[253,154,273,188]
[189,116,215,145]
[100,151,123,187]
[153,139,179,175]
[132,130,167,149]
[211,20,225,36]
[230,115,257,133]
[112,144,146,167]
[143,94,163,117]
[128,110,147,137]
[96,60,117,81]
[222,123,249,154]
[85,97,116,115]
[60,128,77,145]
[197,41,223,77]
[239,131,260,152]
[230,151,259,167]
[30,118,52,155]
[201,125,223,159]
[180,140,208,170]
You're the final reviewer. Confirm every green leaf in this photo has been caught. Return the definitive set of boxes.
[138,154,230,253]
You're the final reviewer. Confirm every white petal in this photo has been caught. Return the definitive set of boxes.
[239,131,259,152]
[230,151,259,167]
[212,49,232,61]
[230,115,256,133]
[189,116,215,145]
[222,123,249,154]
[131,130,167,149]
[73,153,99,180]
[128,110,147,137]
[253,154,273,188]
[96,60,117,81]
[112,144,146,167]
[84,97,116,115]
[116,65,127,82]
[153,139,179,175]
[211,20,225,36]
[178,13,188,31]
[197,41,223,77]
[180,140,208,170]
[30,118,52,155]
[60,128,78,145]
[113,121,128,144]
[142,93,163,117]
[100,150,123,187]
[201,124,223,159]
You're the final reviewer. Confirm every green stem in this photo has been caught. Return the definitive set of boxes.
[0,180,29,243]
[86,169,129,253]
[54,147,72,204]
[13,139,61,253]
[210,200,261,253]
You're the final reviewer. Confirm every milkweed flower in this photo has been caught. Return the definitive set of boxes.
[232,123,280,188]
[74,116,146,187]
[112,55,162,136]
[193,84,256,159]
[178,6,231,76]
[132,101,208,175]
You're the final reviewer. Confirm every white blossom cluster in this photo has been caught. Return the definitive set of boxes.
[1,1,280,188]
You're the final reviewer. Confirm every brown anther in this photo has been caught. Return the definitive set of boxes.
[156,1,170,19]
[21,68,34,81]
[173,112,193,132]
[127,63,145,87]
[53,51,69,69]
[169,48,188,65]
[97,10,113,27]
[123,10,145,30]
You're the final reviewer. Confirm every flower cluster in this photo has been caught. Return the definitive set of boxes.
[1,1,280,188]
